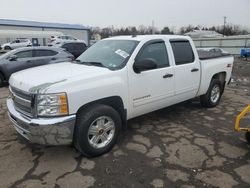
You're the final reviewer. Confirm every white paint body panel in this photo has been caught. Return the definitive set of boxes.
[9,35,234,120]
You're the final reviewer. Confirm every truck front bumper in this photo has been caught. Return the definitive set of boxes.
[7,98,76,145]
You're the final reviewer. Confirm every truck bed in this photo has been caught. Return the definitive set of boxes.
[197,50,232,60]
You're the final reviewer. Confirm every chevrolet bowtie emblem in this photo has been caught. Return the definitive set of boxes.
[10,93,15,100]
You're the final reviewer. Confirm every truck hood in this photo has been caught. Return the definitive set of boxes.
[9,62,111,93]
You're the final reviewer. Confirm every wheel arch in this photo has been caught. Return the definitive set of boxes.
[211,71,227,93]
[76,96,127,129]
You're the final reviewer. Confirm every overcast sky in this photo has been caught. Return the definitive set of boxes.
[0,0,249,30]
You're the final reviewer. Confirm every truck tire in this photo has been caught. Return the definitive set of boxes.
[0,73,4,87]
[200,79,222,108]
[246,132,250,144]
[74,104,122,157]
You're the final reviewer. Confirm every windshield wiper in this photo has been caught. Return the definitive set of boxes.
[73,59,82,63]
[82,61,107,68]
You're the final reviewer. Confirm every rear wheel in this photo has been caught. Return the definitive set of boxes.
[246,132,250,144]
[200,79,222,108]
[4,46,11,50]
[74,104,122,157]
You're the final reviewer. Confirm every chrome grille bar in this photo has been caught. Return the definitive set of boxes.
[10,86,33,117]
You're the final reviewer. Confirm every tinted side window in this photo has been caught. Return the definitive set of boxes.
[62,44,74,51]
[68,36,75,40]
[137,42,169,68]
[170,41,194,65]
[34,50,57,57]
[15,50,32,58]
[74,43,86,50]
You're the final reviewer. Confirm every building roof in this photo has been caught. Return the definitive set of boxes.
[0,19,88,30]
[0,29,63,38]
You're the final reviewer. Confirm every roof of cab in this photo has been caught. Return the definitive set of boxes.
[104,35,191,42]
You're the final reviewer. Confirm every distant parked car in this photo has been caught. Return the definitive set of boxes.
[197,47,229,54]
[1,39,32,50]
[0,47,74,86]
[240,48,250,59]
[48,35,86,47]
[55,41,87,58]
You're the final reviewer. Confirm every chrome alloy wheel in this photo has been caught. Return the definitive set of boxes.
[210,85,220,104]
[87,116,115,149]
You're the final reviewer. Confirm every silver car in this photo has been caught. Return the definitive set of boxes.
[0,47,74,86]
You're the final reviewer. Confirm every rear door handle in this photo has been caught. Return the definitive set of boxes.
[26,60,32,63]
[163,73,173,78]
[191,68,199,72]
[51,57,57,60]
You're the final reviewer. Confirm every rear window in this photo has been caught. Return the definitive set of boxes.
[34,50,58,57]
[62,43,86,50]
[170,40,194,65]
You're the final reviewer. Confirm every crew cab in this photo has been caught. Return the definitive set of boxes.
[7,35,234,157]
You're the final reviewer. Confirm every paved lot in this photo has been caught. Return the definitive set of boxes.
[0,58,250,188]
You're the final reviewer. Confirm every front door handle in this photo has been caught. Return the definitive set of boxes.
[26,60,32,63]
[191,68,199,72]
[51,57,57,60]
[163,73,173,78]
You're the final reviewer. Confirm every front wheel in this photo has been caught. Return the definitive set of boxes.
[74,104,122,157]
[200,79,222,108]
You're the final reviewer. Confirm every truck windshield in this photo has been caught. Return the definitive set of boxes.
[76,40,139,70]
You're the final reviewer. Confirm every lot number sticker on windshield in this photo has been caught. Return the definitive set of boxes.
[115,49,130,59]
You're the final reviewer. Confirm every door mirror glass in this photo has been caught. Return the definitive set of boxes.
[9,55,18,61]
[133,58,157,73]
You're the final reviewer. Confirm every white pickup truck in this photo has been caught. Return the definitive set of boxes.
[7,35,234,157]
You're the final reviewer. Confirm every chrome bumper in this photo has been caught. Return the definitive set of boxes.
[7,98,76,145]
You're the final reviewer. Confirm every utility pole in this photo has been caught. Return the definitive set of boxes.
[223,16,227,37]
[152,20,155,34]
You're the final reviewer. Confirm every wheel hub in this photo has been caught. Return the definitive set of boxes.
[210,85,220,104]
[98,129,104,135]
[87,116,115,149]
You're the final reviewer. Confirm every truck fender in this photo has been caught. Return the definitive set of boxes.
[76,96,127,129]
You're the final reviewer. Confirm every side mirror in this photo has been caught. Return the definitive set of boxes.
[9,55,17,61]
[133,58,157,73]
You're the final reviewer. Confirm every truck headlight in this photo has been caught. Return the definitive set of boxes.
[37,93,69,117]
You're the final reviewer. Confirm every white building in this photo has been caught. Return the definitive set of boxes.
[184,30,223,38]
[0,19,90,46]
[193,35,250,55]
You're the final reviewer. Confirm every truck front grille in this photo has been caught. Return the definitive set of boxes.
[10,87,34,117]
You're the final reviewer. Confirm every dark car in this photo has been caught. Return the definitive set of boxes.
[54,41,87,58]
[0,47,74,86]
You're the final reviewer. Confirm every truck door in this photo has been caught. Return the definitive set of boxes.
[128,39,175,118]
[170,39,200,101]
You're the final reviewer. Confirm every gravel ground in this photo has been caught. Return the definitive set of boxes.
[0,58,249,188]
